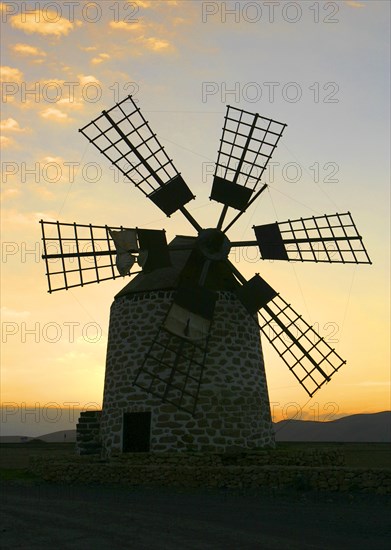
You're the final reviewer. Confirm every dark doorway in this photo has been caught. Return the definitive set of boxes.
[122,412,151,452]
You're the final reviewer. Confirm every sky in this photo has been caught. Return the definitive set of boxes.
[1,0,390,436]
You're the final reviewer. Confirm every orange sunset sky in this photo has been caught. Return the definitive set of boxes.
[1,0,390,434]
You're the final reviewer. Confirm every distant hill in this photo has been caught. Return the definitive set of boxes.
[37,429,77,443]
[274,411,391,442]
[1,413,390,444]
[0,430,76,444]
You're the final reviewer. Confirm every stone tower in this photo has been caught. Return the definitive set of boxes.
[99,236,275,455]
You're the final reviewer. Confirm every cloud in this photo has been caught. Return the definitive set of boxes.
[137,0,153,6]
[0,118,28,132]
[32,156,80,187]
[131,35,174,55]
[10,10,74,37]
[39,155,68,175]
[136,0,179,7]
[0,208,47,230]
[109,21,174,55]
[57,98,84,110]
[2,73,100,112]
[109,6,186,56]
[11,43,47,57]
[0,135,16,148]
[91,53,111,65]
[0,188,21,201]
[109,21,146,32]
[42,155,65,164]
[77,74,101,87]
[1,307,31,320]
[31,58,46,65]
[144,37,171,52]
[0,119,28,148]
[80,46,97,52]
[345,1,365,7]
[0,65,23,82]
[40,108,70,121]
[172,17,189,26]
[33,186,55,201]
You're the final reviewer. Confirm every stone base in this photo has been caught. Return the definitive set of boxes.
[101,290,275,455]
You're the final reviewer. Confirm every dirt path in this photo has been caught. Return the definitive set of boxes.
[1,483,390,549]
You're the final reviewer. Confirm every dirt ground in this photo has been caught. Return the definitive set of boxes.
[1,482,390,550]
[1,443,390,548]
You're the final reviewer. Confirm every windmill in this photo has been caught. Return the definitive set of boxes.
[40,96,371,454]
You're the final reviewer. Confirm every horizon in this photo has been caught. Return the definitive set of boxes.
[1,405,390,438]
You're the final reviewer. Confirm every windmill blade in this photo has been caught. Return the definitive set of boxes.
[163,285,216,344]
[133,285,217,415]
[79,95,201,231]
[40,221,169,292]
[209,105,286,229]
[236,274,346,397]
[253,212,372,263]
[137,228,171,272]
[133,328,209,416]
[40,220,134,292]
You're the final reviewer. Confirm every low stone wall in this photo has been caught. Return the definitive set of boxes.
[29,450,390,494]
[107,448,345,467]
[76,410,102,455]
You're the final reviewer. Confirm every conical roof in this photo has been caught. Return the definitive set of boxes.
[115,235,194,299]
[115,235,239,299]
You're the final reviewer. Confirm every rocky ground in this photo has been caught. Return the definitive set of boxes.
[1,482,390,549]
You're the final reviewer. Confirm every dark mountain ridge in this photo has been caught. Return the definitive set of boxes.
[274,411,391,442]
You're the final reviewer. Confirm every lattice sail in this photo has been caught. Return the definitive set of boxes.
[133,285,216,414]
[133,328,209,415]
[211,105,286,211]
[40,220,132,292]
[254,212,372,264]
[79,95,194,217]
[259,295,346,396]
[236,275,346,397]
[40,221,171,292]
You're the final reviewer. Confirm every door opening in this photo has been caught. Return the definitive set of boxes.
[122,411,151,452]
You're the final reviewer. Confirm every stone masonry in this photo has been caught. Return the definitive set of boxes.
[100,289,275,455]
[76,410,102,455]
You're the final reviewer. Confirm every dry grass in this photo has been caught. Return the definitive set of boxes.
[0,442,76,470]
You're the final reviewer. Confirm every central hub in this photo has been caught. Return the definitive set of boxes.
[196,228,231,261]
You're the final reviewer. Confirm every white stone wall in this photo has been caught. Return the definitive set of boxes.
[101,290,275,454]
